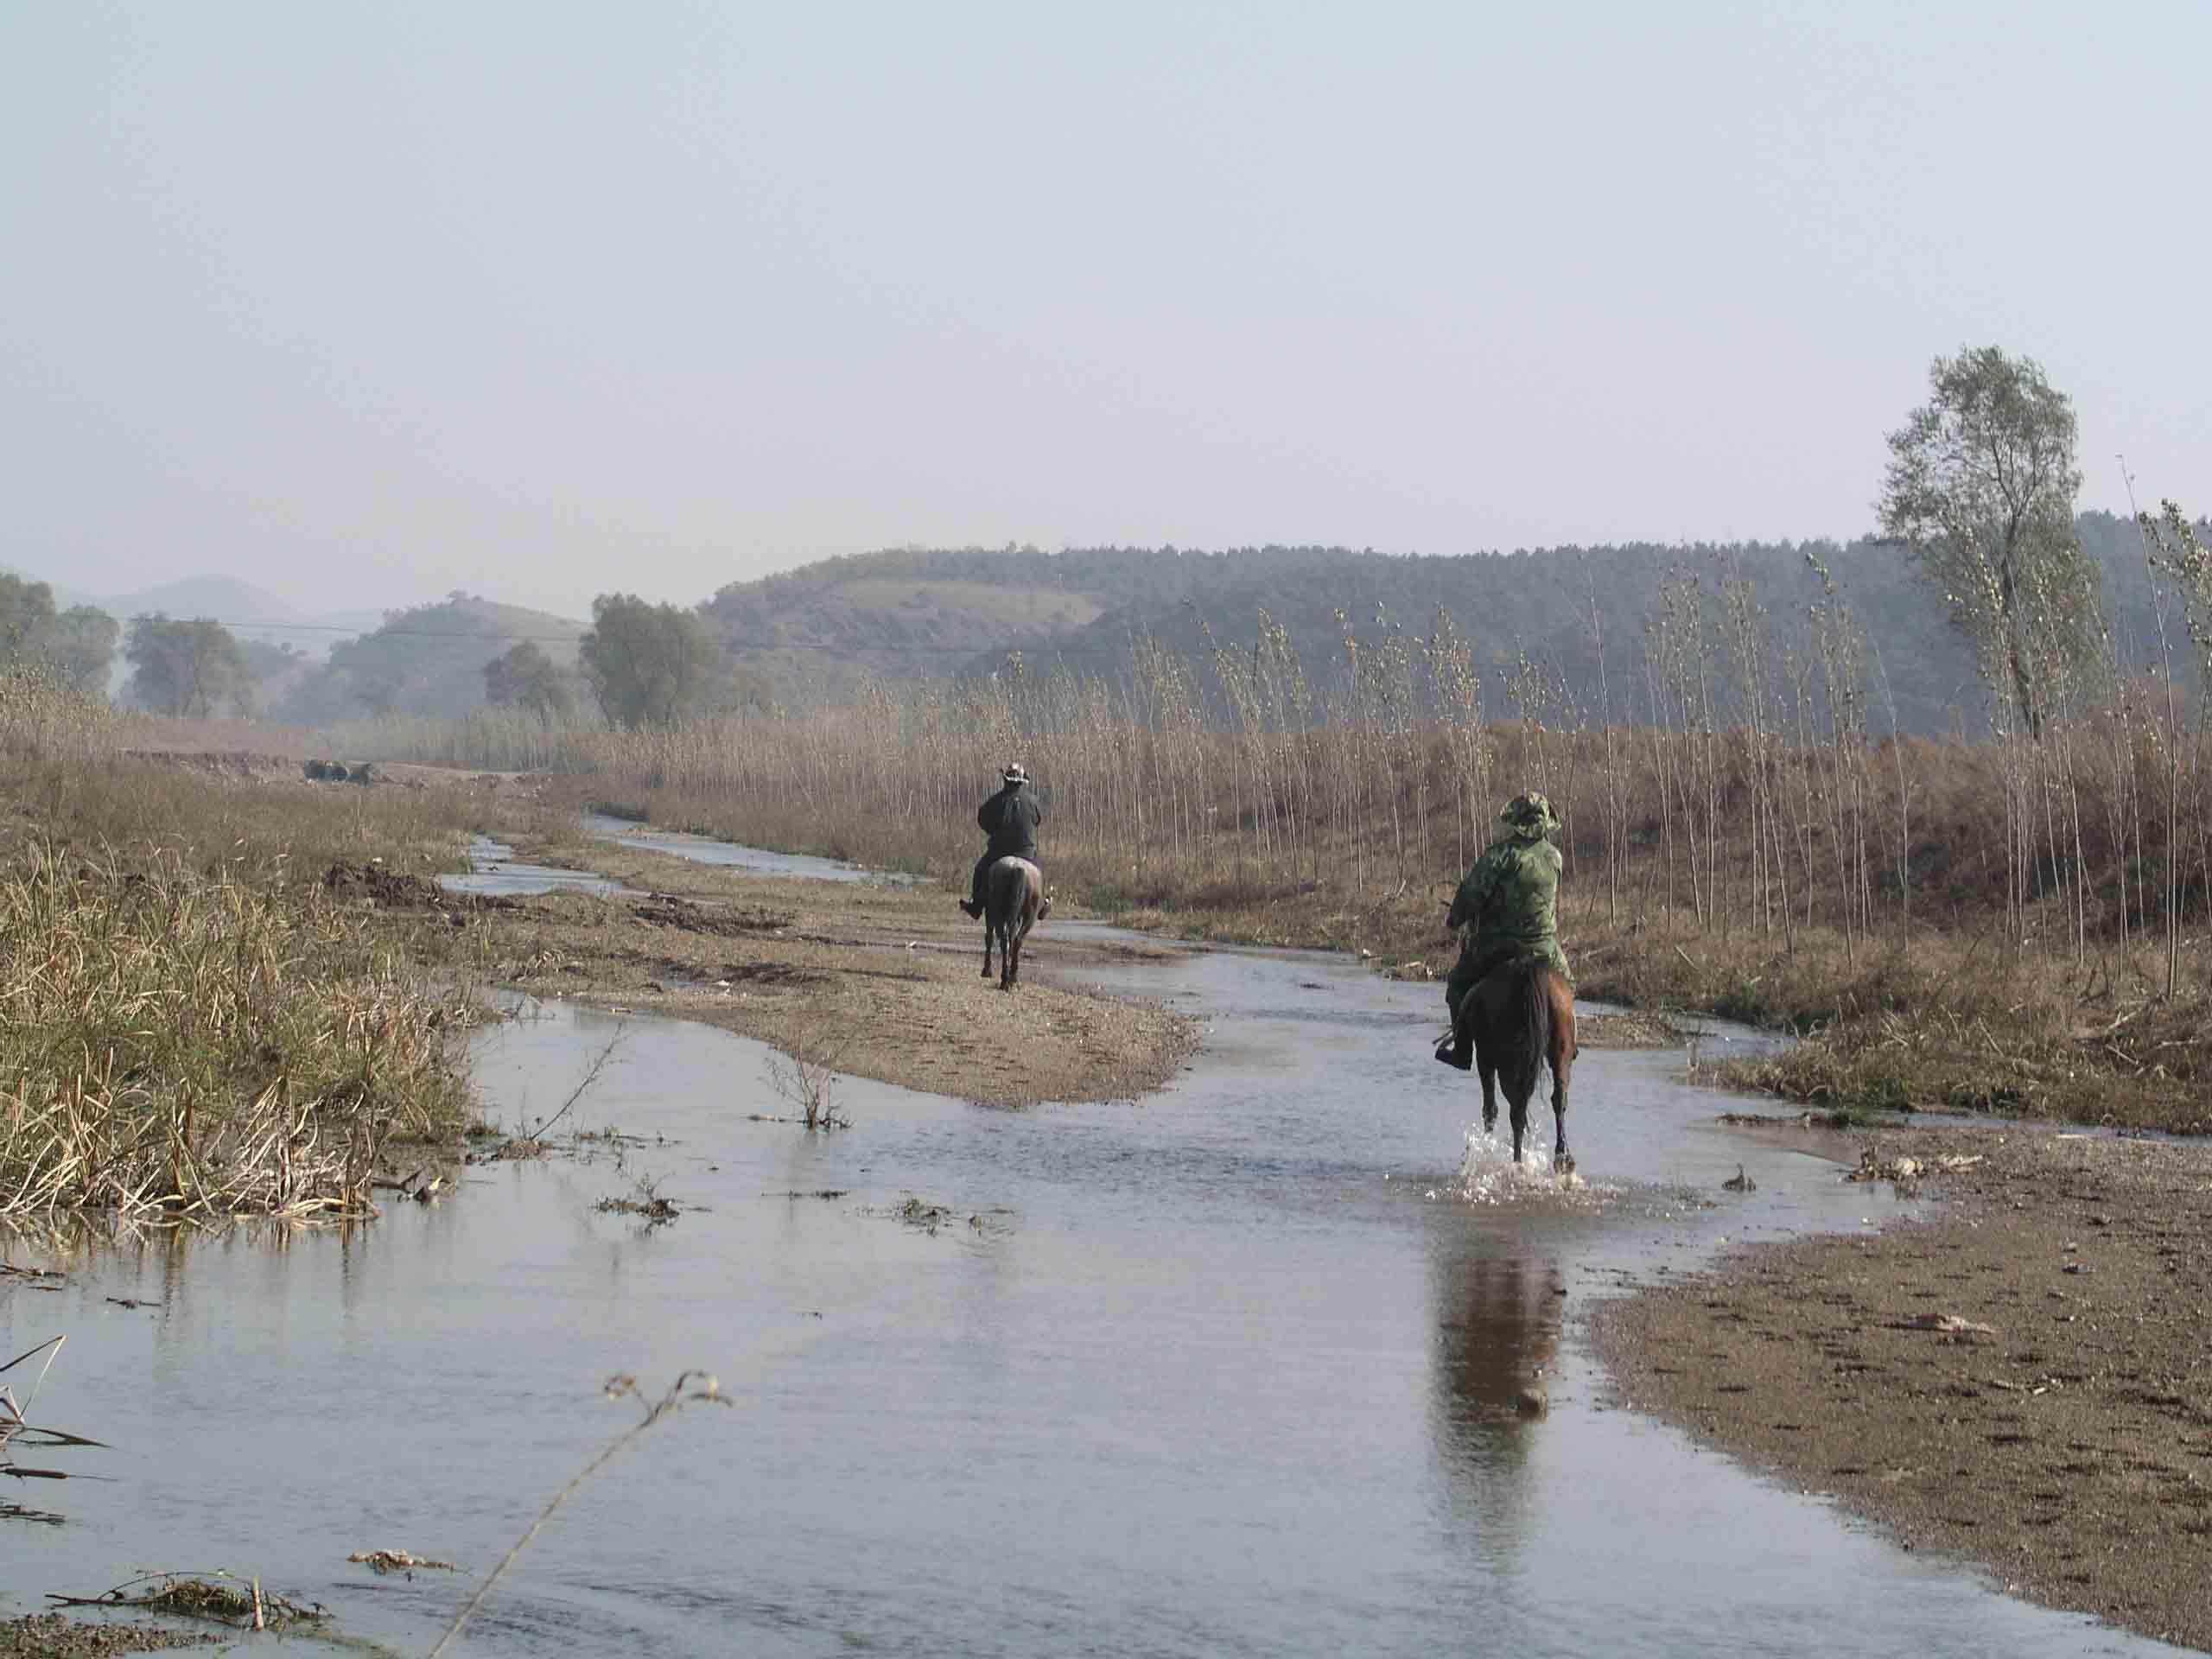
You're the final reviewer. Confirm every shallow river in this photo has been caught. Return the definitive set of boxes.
[0,875,2180,1654]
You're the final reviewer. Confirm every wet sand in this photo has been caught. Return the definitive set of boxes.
[457,837,1203,1107]
[1590,1125,2212,1650]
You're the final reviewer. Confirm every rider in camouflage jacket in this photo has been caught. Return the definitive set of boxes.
[1435,791,1572,1070]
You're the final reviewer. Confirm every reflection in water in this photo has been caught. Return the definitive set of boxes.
[1427,1212,1571,1580]
[1433,1243,1564,1446]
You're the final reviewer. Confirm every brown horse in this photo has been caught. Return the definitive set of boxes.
[982,856,1044,989]
[1458,956,1579,1171]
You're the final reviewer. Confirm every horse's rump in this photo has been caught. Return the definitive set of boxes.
[982,856,1043,989]
[986,855,1042,923]
[1485,956,1554,1106]
[1463,952,1577,1170]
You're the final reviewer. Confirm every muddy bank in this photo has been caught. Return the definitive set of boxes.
[455,836,1201,1108]
[0,1615,214,1656]
[1591,1125,2212,1650]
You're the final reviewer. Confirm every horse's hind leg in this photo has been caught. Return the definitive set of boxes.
[1478,1058,1498,1135]
[981,920,995,980]
[1508,1094,1529,1166]
[1550,980,1576,1173]
[1550,1059,1573,1174]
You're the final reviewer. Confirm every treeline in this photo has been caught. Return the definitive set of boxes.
[1006,512,2183,739]
[684,517,2194,737]
[0,575,300,716]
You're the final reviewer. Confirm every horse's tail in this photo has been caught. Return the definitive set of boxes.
[986,856,1039,928]
[1501,957,1552,1106]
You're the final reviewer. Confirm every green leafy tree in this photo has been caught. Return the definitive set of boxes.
[0,575,59,662]
[1878,346,2096,738]
[0,576,119,693]
[124,613,253,717]
[483,639,580,720]
[49,606,119,691]
[579,594,719,727]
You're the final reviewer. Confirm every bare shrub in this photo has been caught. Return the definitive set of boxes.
[764,1044,849,1130]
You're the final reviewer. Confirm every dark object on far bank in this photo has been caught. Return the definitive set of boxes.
[302,760,379,785]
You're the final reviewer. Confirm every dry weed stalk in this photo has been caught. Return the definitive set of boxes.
[424,1371,730,1659]
[524,1023,627,1141]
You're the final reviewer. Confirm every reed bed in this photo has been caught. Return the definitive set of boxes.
[349,670,2212,978]
[0,841,472,1219]
[330,523,2212,1122]
[0,755,480,885]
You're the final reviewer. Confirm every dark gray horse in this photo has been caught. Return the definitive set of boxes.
[982,856,1044,989]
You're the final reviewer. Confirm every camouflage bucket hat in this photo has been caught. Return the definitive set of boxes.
[1501,791,1557,835]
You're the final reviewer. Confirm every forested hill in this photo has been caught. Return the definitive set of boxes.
[277,594,586,724]
[701,513,2190,736]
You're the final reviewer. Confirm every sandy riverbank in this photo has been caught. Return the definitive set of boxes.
[1590,1125,2212,1650]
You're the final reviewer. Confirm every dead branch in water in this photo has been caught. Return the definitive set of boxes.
[525,1021,628,1141]
[424,1370,730,1659]
[3,1336,107,1492]
[47,1571,327,1630]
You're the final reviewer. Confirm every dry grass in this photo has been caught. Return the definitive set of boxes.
[0,666,124,764]
[1574,918,2211,1128]
[0,828,478,1218]
[0,756,481,885]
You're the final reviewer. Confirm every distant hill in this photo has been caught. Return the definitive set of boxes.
[698,550,1128,704]
[277,593,586,724]
[696,514,2196,737]
[100,574,311,626]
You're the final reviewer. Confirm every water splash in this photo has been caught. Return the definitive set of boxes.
[1449,1125,1618,1207]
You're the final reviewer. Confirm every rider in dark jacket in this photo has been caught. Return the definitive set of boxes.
[959,762,1050,920]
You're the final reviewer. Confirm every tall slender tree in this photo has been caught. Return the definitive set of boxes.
[1878,346,2095,740]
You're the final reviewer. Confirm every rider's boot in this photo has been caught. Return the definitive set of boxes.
[957,898,982,919]
[1433,1029,1472,1071]
[1038,894,1052,920]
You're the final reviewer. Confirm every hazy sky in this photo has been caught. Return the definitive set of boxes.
[5,1,2206,623]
